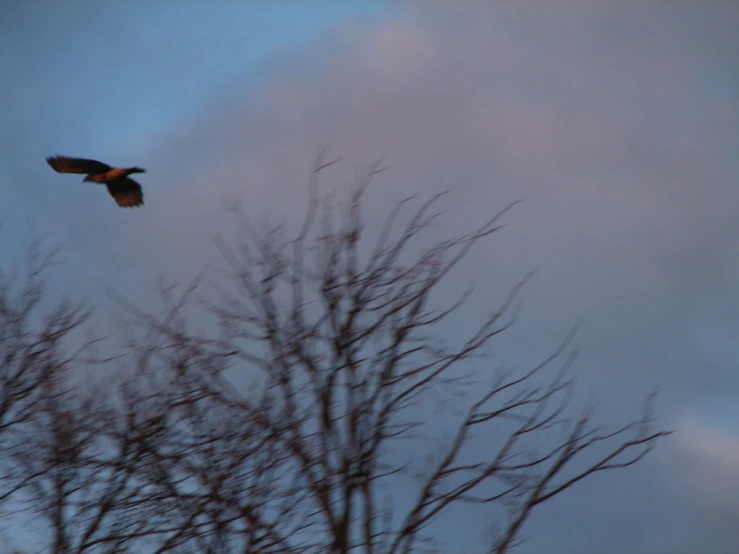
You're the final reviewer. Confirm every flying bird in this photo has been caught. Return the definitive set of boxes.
[46,155,145,208]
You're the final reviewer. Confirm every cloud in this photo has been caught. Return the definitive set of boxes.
[8,3,737,552]
[671,414,739,509]
[132,0,739,397]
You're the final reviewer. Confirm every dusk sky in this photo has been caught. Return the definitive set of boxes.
[1,1,739,553]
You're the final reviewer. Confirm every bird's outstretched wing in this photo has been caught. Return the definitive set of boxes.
[46,156,111,174]
[106,177,144,208]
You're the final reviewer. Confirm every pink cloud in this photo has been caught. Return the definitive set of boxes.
[62,5,739,553]
[668,414,739,510]
[111,4,739,388]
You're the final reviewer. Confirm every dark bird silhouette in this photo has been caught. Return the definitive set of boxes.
[46,155,145,208]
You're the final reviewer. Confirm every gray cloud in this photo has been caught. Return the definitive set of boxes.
[123,5,739,551]
[3,2,738,552]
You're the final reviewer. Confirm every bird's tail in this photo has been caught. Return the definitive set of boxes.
[127,167,146,174]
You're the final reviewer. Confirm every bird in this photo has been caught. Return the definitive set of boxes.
[46,155,145,208]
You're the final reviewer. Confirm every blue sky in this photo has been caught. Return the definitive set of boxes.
[0,0,399,306]
[1,1,739,553]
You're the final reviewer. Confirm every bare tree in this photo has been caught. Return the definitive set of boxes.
[9,376,182,554]
[112,157,671,553]
[0,240,90,510]
[0,241,169,553]
[105,283,318,554]
[3,159,672,553]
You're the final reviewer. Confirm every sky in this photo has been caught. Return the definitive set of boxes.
[1,1,739,552]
